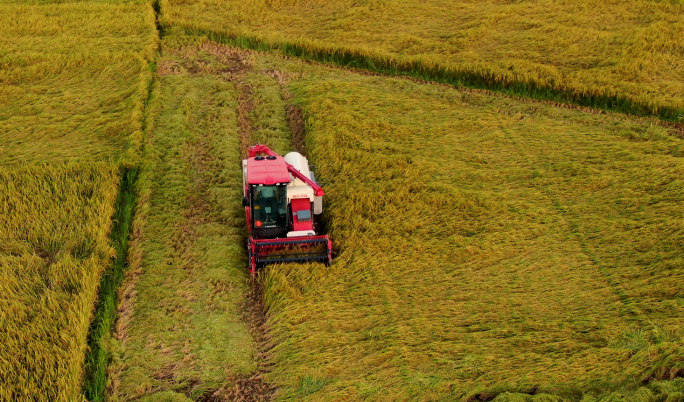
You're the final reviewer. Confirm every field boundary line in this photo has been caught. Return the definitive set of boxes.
[83,1,162,398]
[85,85,161,401]
[83,169,137,402]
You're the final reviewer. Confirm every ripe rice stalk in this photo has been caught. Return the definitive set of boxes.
[0,2,158,399]
[0,52,151,165]
[0,162,119,402]
[0,2,157,58]
[0,0,158,166]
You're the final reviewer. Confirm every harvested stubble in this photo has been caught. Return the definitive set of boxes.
[161,0,684,120]
[256,61,684,400]
[0,162,119,402]
[111,61,258,401]
[242,71,294,156]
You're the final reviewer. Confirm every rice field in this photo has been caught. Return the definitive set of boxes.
[0,163,120,402]
[161,0,684,120]
[239,54,684,400]
[0,2,156,56]
[0,0,157,165]
[0,52,151,165]
[4,1,684,401]
[0,0,158,400]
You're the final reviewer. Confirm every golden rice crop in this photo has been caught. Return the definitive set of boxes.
[0,52,150,165]
[0,162,119,402]
[0,0,157,166]
[255,57,684,400]
[161,0,684,120]
[0,2,156,58]
[0,1,157,400]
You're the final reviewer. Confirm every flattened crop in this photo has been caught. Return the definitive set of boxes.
[162,0,684,120]
[258,62,684,400]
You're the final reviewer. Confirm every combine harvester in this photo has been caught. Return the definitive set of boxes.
[242,144,333,274]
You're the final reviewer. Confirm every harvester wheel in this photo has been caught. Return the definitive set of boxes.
[247,247,257,275]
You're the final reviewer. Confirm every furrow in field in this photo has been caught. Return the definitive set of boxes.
[109,38,307,399]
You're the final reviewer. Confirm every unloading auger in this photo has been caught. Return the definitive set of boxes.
[242,145,333,275]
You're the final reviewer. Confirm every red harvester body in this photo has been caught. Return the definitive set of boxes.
[242,145,332,274]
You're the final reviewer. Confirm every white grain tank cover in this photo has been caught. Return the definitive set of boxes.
[241,159,248,196]
[283,152,323,215]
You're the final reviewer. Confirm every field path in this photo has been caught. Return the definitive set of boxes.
[110,66,261,400]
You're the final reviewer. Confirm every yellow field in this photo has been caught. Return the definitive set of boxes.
[0,2,156,56]
[0,53,150,164]
[0,163,119,402]
[4,1,684,400]
[161,0,684,120]
[0,0,157,165]
[0,0,157,400]
[247,53,684,400]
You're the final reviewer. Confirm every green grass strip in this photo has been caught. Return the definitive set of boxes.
[174,25,684,124]
[84,169,138,402]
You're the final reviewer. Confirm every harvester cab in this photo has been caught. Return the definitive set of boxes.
[242,144,333,274]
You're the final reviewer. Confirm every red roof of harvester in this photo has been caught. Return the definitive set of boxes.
[247,156,291,185]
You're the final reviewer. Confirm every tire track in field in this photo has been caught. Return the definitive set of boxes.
[222,47,278,401]
[110,42,278,400]
[164,42,281,399]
